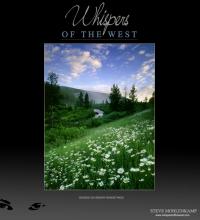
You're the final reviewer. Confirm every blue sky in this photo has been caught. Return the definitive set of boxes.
[44,43,155,101]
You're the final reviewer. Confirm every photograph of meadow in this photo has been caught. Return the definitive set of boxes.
[44,43,155,190]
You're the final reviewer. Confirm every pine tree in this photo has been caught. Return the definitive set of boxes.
[45,72,61,128]
[144,97,148,103]
[78,91,84,107]
[109,84,121,111]
[149,91,154,108]
[149,91,154,103]
[129,85,137,102]
[84,92,90,108]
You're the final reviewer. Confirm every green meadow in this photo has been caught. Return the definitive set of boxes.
[45,109,154,190]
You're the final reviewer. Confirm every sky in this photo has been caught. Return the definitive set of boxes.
[44,43,155,101]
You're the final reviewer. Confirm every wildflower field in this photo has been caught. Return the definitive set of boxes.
[44,109,155,190]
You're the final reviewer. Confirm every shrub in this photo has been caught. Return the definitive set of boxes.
[45,126,86,151]
[85,118,103,128]
[103,111,127,121]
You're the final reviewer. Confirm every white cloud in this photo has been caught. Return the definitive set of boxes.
[57,73,73,84]
[65,50,102,79]
[44,48,53,63]
[131,44,140,51]
[45,47,102,84]
[131,58,155,101]
[52,46,60,53]
[143,58,155,65]
[105,50,110,55]
[145,53,154,57]
[143,64,151,73]
[138,50,146,55]
[128,55,135,61]
[90,58,102,69]
[119,44,127,50]
[92,44,111,60]
[95,44,105,50]
[136,85,154,101]
[95,44,113,49]
[137,59,155,78]
[61,48,80,56]
[70,62,87,77]
[44,45,61,63]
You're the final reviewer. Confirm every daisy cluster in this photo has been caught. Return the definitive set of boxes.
[45,120,155,190]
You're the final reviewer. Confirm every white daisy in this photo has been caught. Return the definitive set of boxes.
[117,168,124,174]
[59,185,65,190]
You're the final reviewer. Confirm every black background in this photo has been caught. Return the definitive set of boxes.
[1,0,199,219]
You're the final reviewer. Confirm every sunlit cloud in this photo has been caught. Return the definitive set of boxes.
[138,50,146,55]
[65,50,102,79]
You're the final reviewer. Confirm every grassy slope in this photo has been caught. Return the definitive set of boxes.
[49,109,154,154]
[45,109,155,190]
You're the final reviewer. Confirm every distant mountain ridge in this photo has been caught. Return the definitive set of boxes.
[60,86,110,104]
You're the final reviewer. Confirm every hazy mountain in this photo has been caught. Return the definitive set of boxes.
[60,86,110,104]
